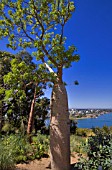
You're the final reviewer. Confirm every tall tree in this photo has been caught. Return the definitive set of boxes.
[3,51,48,136]
[0,1,80,169]
[0,51,14,132]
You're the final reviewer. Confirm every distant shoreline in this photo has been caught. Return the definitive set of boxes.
[70,112,111,120]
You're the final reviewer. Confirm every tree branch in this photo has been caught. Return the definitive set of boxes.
[41,44,58,67]
[26,81,33,87]
[32,0,45,40]
[60,24,64,44]
[20,20,34,42]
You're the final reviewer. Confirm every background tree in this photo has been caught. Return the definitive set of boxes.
[0,51,14,132]
[34,97,50,134]
[0,1,80,169]
[3,51,50,136]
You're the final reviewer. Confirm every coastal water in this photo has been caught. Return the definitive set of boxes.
[45,112,112,128]
[77,112,112,128]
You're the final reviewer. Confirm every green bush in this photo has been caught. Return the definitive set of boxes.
[70,119,77,134]
[0,134,49,166]
[92,126,112,135]
[76,128,87,137]
[2,134,30,163]
[0,138,15,170]
[2,122,15,134]
[75,132,112,170]
[70,135,87,154]
[109,126,112,134]
[31,134,50,159]
[76,128,94,137]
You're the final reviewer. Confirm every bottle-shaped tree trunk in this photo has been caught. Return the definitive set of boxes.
[50,83,70,170]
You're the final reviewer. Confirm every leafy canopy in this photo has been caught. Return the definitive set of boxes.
[0,51,15,105]
[0,0,80,75]
[2,51,50,128]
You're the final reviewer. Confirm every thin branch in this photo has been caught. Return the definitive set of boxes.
[20,20,34,42]
[32,0,45,40]
[64,0,70,24]
[26,81,34,87]
[60,24,64,44]
[42,44,58,67]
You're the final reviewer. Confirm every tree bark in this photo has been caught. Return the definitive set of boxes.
[27,86,36,137]
[27,98,35,136]
[50,83,70,170]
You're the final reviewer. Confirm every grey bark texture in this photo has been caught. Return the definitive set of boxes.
[50,83,70,170]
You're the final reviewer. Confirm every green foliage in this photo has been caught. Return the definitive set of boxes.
[70,135,87,154]
[0,134,49,165]
[76,128,87,137]
[0,51,15,132]
[34,97,50,134]
[70,119,77,134]
[76,128,94,137]
[0,0,80,82]
[2,51,36,129]
[2,134,28,163]
[1,51,49,133]
[2,122,14,134]
[0,137,15,170]
[75,132,112,170]
[92,126,112,136]
[110,126,112,134]
[31,134,50,159]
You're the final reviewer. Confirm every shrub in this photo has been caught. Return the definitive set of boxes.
[92,126,112,135]
[70,135,87,154]
[102,125,110,134]
[31,134,50,159]
[70,119,77,134]
[1,134,30,163]
[2,122,15,134]
[109,126,112,134]
[76,128,87,137]
[75,132,112,170]
[0,134,50,165]
[0,137,15,170]
[76,128,94,137]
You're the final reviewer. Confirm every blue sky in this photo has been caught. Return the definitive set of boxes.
[64,0,112,108]
[1,0,112,108]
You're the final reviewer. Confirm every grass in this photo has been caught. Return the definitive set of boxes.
[0,137,15,170]
[0,133,49,170]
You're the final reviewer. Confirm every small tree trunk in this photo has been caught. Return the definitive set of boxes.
[27,87,36,138]
[50,83,70,170]
[27,98,35,135]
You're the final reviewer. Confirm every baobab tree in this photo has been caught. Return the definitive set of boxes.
[0,0,80,169]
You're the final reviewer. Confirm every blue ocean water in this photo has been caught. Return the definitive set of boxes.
[77,112,112,128]
[45,112,112,128]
